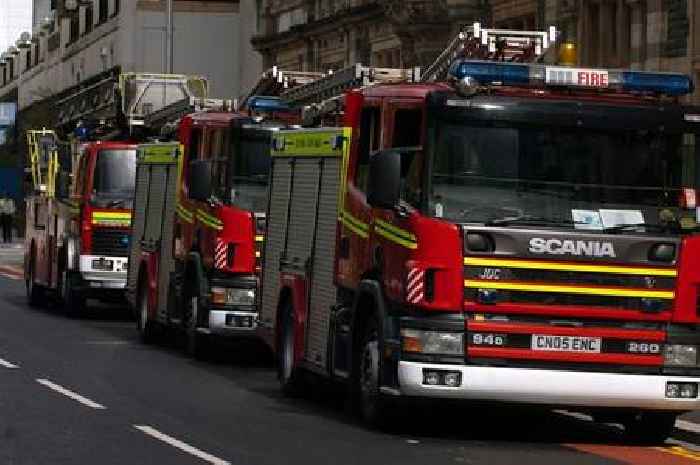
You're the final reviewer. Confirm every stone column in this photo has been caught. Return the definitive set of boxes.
[598,1,614,67]
[628,0,645,69]
[616,0,631,67]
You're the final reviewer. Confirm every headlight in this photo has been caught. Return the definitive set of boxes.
[664,344,698,366]
[210,287,256,307]
[401,329,464,355]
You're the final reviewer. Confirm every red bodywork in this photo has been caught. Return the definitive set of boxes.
[140,111,262,317]
[273,81,700,373]
[25,141,135,291]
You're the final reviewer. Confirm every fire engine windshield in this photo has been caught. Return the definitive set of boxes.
[228,136,271,213]
[430,123,698,232]
[93,149,137,198]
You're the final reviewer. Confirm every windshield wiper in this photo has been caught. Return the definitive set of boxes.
[105,199,127,208]
[602,223,676,234]
[486,215,584,227]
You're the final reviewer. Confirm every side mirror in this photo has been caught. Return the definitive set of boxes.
[367,149,401,209]
[189,160,213,202]
[56,171,71,199]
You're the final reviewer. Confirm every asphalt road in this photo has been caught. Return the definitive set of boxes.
[2,250,700,464]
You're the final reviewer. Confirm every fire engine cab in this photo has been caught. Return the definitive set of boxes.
[257,24,700,443]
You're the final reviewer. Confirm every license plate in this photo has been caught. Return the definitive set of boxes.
[225,314,253,328]
[92,259,113,271]
[531,334,601,353]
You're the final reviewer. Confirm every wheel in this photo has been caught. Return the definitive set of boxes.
[26,254,44,307]
[277,300,304,397]
[182,287,206,359]
[357,316,392,427]
[137,280,157,344]
[623,411,677,445]
[60,270,85,318]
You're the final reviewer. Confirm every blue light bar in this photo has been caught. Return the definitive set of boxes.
[449,60,530,86]
[620,71,693,96]
[448,59,694,96]
[247,96,293,113]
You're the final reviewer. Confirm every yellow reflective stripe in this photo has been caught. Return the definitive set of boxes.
[92,211,131,225]
[176,204,194,223]
[374,218,416,243]
[341,216,369,239]
[139,143,179,164]
[93,212,131,220]
[340,210,369,238]
[373,219,417,249]
[177,206,194,224]
[196,210,223,230]
[255,235,264,242]
[464,279,675,300]
[464,257,678,277]
[271,129,345,157]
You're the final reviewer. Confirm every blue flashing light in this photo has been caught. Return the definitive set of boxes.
[448,58,694,97]
[620,71,694,96]
[449,60,531,86]
[247,96,292,113]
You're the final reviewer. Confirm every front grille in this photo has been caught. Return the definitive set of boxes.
[92,228,130,257]
[464,257,677,312]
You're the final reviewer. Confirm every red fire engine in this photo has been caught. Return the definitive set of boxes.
[127,95,298,355]
[257,24,700,443]
[24,71,207,315]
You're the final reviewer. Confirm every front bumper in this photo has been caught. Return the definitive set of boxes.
[205,310,258,337]
[79,255,127,289]
[397,361,700,410]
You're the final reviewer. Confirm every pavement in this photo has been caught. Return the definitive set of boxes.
[3,248,700,464]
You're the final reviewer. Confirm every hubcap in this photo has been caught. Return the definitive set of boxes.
[360,338,379,398]
[186,296,198,330]
[139,292,148,332]
[282,320,294,381]
[61,271,68,301]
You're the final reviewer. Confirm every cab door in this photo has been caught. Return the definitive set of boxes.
[337,98,381,288]
[370,99,425,302]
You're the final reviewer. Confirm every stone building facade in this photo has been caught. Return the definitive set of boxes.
[490,0,700,102]
[252,0,700,102]
[251,1,489,73]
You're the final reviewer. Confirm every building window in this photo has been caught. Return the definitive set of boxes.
[255,0,262,33]
[85,4,94,35]
[69,13,79,43]
[99,0,108,24]
[34,42,39,65]
[113,0,120,17]
[26,50,32,70]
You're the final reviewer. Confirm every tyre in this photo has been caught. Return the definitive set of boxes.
[277,300,304,397]
[60,270,85,318]
[137,280,157,344]
[357,316,392,427]
[623,411,677,445]
[26,253,44,307]
[182,287,207,359]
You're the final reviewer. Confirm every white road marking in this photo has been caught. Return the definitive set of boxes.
[0,357,19,368]
[667,438,700,452]
[36,379,106,409]
[677,419,700,435]
[134,425,230,465]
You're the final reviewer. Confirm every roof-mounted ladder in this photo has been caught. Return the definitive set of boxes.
[421,22,558,82]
